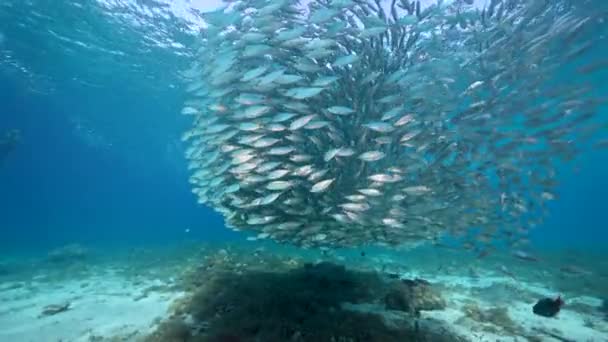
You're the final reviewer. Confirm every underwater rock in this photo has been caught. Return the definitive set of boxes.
[40,302,70,317]
[47,244,89,264]
[384,278,446,315]
[533,296,564,318]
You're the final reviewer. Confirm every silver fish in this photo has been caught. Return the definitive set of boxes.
[266,181,294,191]
[289,114,317,131]
[327,106,355,115]
[285,87,324,99]
[358,151,385,162]
[311,178,335,193]
[364,121,395,133]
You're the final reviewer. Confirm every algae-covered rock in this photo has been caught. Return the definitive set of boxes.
[147,318,192,342]
[144,261,463,342]
[384,278,446,315]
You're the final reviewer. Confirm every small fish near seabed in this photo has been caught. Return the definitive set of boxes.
[512,250,540,262]
[39,302,71,318]
[533,296,564,318]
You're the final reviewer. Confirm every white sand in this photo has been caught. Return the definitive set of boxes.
[0,272,183,342]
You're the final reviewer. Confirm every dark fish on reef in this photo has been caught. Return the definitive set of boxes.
[181,0,607,249]
[533,295,564,318]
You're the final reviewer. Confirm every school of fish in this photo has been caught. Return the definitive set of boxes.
[180,0,607,250]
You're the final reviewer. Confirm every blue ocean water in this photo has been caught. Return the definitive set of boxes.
[0,0,235,255]
[2,0,607,253]
[0,75,237,251]
[0,1,608,340]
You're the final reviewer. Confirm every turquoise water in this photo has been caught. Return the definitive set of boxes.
[1,1,607,341]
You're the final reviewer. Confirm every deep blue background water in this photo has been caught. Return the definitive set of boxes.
[0,72,237,254]
[0,0,607,255]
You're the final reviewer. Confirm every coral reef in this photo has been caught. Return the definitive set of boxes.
[181,262,387,341]
[145,249,461,342]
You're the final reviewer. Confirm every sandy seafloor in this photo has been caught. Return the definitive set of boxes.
[1,241,607,342]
